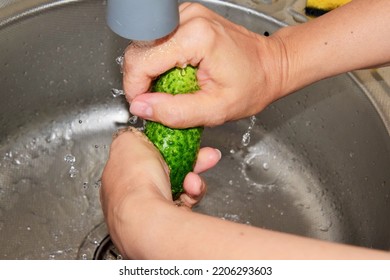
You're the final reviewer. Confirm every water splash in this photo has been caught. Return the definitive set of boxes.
[94,180,101,189]
[222,213,240,222]
[241,115,257,147]
[68,165,79,178]
[64,154,78,178]
[115,55,124,73]
[318,220,333,232]
[111,88,124,98]
[241,132,251,147]
[63,154,76,164]
[45,132,57,143]
[128,115,138,125]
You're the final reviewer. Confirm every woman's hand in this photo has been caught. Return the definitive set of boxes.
[100,128,221,257]
[123,1,390,130]
[123,2,286,128]
[100,128,390,260]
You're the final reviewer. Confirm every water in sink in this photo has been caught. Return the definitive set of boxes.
[0,103,128,259]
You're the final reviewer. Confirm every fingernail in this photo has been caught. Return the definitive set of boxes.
[214,148,222,160]
[130,101,153,118]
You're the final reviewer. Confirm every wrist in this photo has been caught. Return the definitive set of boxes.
[268,25,321,98]
[254,29,310,103]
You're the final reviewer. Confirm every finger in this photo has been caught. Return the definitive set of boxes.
[180,172,207,208]
[178,2,192,13]
[174,147,220,209]
[123,7,220,101]
[123,40,185,100]
[101,128,171,201]
[193,147,221,173]
[129,89,229,128]
[179,2,219,23]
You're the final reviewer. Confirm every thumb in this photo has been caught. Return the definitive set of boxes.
[129,90,228,128]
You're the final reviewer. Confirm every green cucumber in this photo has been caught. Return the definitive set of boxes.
[145,66,203,199]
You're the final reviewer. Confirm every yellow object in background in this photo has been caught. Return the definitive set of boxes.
[305,0,352,17]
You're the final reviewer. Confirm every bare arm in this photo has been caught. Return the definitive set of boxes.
[101,130,390,259]
[274,0,390,97]
[124,0,390,129]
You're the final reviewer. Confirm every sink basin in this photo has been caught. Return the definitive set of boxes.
[0,0,389,259]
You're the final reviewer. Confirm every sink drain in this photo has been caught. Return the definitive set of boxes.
[93,235,122,260]
[77,222,123,260]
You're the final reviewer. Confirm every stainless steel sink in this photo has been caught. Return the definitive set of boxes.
[0,0,389,259]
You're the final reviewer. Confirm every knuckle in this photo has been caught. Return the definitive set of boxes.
[157,103,187,128]
[207,110,227,127]
[182,2,207,14]
[190,17,215,35]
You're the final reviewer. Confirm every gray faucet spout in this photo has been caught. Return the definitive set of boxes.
[106,0,180,41]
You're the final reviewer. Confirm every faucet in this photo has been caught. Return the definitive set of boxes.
[106,0,180,41]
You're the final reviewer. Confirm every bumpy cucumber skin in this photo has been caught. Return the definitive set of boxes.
[145,66,203,199]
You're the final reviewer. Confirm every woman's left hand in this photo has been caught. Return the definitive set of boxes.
[100,127,221,257]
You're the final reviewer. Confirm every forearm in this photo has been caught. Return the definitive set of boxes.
[102,132,389,259]
[122,194,390,260]
[273,0,390,96]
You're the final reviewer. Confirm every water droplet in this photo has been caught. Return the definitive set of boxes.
[223,213,240,222]
[116,55,124,65]
[81,253,88,260]
[4,151,13,160]
[128,115,138,124]
[91,239,100,246]
[241,132,251,146]
[26,226,31,231]
[319,221,333,232]
[111,88,124,98]
[94,180,101,188]
[45,132,56,143]
[83,182,89,189]
[53,234,59,242]
[116,55,124,73]
[64,154,76,164]
[241,116,257,147]
[68,165,79,178]
[262,162,270,170]
[78,119,83,124]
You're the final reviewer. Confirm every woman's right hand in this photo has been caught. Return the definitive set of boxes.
[123,2,287,128]
[124,1,390,129]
